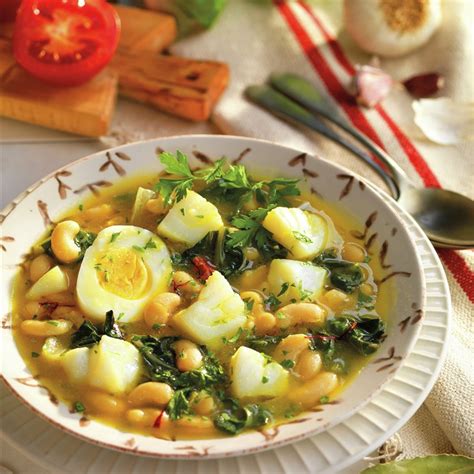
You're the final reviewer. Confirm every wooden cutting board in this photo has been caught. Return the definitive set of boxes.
[0,6,229,136]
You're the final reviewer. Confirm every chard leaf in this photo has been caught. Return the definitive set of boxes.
[103,311,123,340]
[167,389,191,420]
[70,321,101,348]
[246,334,284,351]
[74,230,96,258]
[314,254,364,293]
[70,311,123,348]
[133,336,226,392]
[213,403,272,435]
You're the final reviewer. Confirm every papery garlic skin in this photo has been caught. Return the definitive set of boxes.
[413,98,474,145]
[344,0,442,57]
[352,65,393,108]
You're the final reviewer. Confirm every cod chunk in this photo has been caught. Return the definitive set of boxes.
[172,271,246,350]
[231,346,289,399]
[267,259,327,305]
[157,190,223,248]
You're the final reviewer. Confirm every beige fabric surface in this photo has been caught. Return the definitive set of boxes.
[168,0,474,460]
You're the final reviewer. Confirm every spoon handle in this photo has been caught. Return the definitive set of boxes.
[245,84,400,198]
[269,73,410,192]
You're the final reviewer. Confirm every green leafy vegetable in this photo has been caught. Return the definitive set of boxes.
[264,294,281,311]
[73,401,85,413]
[174,229,250,278]
[144,238,157,250]
[292,231,313,243]
[277,282,290,297]
[160,150,194,177]
[310,315,386,360]
[154,0,227,36]
[227,207,287,261]
[196,158,226,183]
[361,455,474,473]
[213,402,272,435]
[222,327,244,345]
[103,310,124,340]
[133,335,227,420]
[314,253,364,293]
[74,231,96,258]
[156,150,300,211]
[70,321,101,348]
[167,389,191,421]
[110,232,121,243]
[70,311,123,348]
[133,336,226,391]
[40,229,96,261]
[280,359,295,369]
[245,334,284,351]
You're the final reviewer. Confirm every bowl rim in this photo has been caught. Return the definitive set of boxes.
[0,134,426,459]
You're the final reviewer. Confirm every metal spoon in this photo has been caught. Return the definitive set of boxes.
[245,74,474,249]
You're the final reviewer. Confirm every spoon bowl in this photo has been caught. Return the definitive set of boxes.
[399,185,474,247]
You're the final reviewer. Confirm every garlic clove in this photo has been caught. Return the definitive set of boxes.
[413,98,474,145]
[351,65,393,108]
[344,0,442,58]
[403,73,445,98]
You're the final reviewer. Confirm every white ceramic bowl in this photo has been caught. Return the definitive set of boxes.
[0,135,424,459]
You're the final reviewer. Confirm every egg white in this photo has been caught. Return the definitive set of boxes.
[76,225,171,323]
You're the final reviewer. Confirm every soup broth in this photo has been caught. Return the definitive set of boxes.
[12,155,392,440]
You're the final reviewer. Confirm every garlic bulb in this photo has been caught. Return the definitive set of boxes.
[344,0,442,57]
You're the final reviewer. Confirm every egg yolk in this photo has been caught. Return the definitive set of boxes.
[95,248,149,299]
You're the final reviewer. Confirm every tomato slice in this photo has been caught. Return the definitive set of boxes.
[13,0,120,86]
[0,0,21,22]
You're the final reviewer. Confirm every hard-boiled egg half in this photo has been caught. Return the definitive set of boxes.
[76,225,171,323]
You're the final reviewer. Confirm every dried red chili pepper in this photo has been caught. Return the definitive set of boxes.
[153,407,166,429]
[403,73,445,98]
[192,256,215,281]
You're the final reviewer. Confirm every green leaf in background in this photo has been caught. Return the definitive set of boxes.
[361,455,474,474]
[145,0,227,36]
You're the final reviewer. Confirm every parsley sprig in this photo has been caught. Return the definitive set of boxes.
[227,206,287,260]
[154,151,300,208]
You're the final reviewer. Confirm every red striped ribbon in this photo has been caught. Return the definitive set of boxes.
[276,0,473,303]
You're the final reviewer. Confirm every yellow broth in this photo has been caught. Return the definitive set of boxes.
[12,172,394,440]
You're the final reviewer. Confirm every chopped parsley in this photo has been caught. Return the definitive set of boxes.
[144,238,157,250]
[292,231,313,243]
[73,401,85,413]
[31,351,40,358]
[280,359,295,369]
[110,232,121,243]
[244,298,254,312]
[222,327,243,345]
[277,282,289,297]
[261,376,269,384]
[319,396,330,404]
[264,294,281,311]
